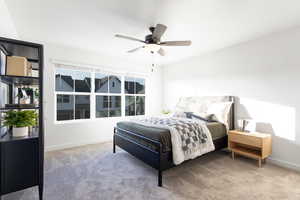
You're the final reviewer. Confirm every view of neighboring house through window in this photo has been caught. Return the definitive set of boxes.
[125,77,145,116]
[55,68,145,122]
[95,73,122,118]
[56,68,91,121]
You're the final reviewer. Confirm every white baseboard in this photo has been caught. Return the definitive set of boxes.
[45,139,112,152]
[268,157,300,172]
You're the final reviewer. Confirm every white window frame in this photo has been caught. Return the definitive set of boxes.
[54,65,147,123]
[95,73,122,118]
[55,68,92,123]
[124,76,146,116]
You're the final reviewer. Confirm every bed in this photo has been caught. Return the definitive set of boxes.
[113,96,235,187]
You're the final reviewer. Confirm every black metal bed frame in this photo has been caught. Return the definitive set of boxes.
[113,96,235,187]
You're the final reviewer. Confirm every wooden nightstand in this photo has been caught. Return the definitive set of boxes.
[228,130,272,167]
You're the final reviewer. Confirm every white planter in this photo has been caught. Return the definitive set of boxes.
[13,127,28,137]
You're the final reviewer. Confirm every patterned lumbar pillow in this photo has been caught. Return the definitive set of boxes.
[190,112,216,122]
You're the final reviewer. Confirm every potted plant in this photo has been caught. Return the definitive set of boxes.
[3,110,37,137]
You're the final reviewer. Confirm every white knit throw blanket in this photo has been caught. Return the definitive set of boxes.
[132,117,215,165]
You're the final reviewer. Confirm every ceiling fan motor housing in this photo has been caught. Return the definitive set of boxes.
[145,34,156,44]
[149,26,155,33]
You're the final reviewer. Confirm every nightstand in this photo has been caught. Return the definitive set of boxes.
[228,130,272,167]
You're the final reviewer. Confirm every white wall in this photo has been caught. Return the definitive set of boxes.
[44,43,163,151]
[163,26,300,170]
[0,0,18,38]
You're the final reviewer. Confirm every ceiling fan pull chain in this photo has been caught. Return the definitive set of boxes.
[151,51,156,72]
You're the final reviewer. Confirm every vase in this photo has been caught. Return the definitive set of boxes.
[13,127,28,137]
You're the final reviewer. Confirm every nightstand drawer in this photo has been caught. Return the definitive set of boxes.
[229,133,262,147]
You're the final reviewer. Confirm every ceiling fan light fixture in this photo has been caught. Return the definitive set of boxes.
[145,44,161,52]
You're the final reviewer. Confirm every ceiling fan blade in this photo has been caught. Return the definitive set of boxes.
[115,34,145,43]
[152,24,167,41]
[157,48,165,56]
[127,46,144,53]
[160,40,192,46]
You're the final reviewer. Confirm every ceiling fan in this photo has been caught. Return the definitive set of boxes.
[115,24,192,56]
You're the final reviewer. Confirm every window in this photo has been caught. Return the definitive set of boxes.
[109,75,121,93]
[96,96,108,118]
[125,77,145,116]
[95,73,122,118]
[95,73,108,93]
[136,96,145,115]
[109,96,121,117]
[75,95,90,119]
[55,69,74,92]
[57,94,74,121]
[55,69,91,121]
[55,68,146,122]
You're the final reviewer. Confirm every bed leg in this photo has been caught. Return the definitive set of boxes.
[158,170,162,187]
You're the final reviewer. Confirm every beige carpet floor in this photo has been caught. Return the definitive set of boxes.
[3,142,300,200]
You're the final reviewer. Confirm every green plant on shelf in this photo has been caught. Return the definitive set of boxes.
[3,110,37,128]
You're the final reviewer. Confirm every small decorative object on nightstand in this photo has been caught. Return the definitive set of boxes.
[228,130,272,167]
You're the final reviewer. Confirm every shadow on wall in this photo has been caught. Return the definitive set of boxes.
[236,97,298,143]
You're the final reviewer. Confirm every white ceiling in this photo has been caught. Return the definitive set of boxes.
[4,0,300,64]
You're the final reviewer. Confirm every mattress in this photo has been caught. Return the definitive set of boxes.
[116,121,227,152]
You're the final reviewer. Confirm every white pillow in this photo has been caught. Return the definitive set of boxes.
[172,111,188,118]
[206,102,233,127]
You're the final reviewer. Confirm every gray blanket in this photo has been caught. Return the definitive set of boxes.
[132,117,215,165]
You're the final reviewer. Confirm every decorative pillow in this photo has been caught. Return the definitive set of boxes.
[190,112,216,122]
[206,102,233,128]
[172,111,189,118]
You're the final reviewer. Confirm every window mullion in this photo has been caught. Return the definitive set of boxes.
[108,75,110,117]
[91,72,95,120]
[73,94,75,120]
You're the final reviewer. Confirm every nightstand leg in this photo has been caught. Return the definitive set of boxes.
[258,158,262,168]
[232,151,235,160]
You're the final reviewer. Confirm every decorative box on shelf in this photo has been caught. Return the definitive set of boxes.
[6,56,32,76]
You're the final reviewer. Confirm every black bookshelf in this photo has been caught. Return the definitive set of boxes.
[0,37,44,200]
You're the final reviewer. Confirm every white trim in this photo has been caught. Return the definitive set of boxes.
[268,157,300,172]
[45,139,112,152]
[56,92,91,95]
[54,118,91,125]
[54,116,125,125]
[51,58,149,78]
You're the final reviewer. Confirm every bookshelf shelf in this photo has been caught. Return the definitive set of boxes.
[0,75,39,85]
[0,128,39,142]
[0,106,39,111]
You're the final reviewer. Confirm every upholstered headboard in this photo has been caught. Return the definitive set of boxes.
[175,96,235,130]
